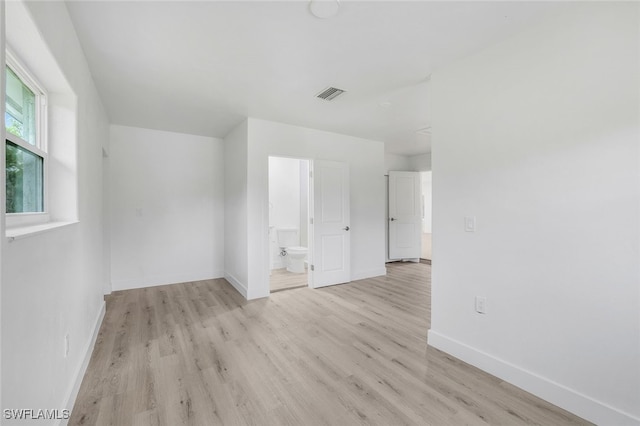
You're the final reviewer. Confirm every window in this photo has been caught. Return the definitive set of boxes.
[5,52,47,222]
[4,1,79,238]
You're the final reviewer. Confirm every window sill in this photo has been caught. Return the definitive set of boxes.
[6,220,78,242]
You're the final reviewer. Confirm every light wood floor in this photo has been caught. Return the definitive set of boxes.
[270,267,308,292]
[70,262,590,425]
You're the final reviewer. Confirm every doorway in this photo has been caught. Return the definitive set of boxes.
[268,156,311,292]
[267,157,352,293]
[420,171,432,261]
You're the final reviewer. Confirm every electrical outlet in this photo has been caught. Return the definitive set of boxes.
[475,296,487,314]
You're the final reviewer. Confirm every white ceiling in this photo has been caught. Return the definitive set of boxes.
[65,1,563,156]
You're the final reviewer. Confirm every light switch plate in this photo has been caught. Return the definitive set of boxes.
[464,216,476,232]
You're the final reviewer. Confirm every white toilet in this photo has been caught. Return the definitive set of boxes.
[276,228,308,274]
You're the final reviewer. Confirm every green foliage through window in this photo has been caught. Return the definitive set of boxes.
[5,63,44,214]
[6,141,44,213]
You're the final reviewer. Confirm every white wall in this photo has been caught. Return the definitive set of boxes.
[1,1,109,421]
[385,152,431,173]
[384,152,411,173]
[223,120,249,297]
[409,152,431,172]
[243,118,386,299]
[428,3,640,425]
[109,125,224,291]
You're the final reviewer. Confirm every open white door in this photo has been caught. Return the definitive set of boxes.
[389,171,421,260]
[312,160,350,288]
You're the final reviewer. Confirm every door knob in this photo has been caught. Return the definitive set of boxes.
[390,217,396,221]
[343,226,350,231]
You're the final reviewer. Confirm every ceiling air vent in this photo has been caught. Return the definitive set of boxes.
[316,86,346,101]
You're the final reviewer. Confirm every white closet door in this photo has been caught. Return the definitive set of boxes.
[312,160,350,288]
[389,171,421,260]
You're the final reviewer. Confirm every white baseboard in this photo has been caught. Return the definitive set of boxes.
[58,301,106,426]
[224,273,248,299]
[111,270,225,291]
[427,330,640,426]
[385,258,420,263]
[351,267,387,282]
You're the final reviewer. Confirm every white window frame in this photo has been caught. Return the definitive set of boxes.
[5,49,49,228]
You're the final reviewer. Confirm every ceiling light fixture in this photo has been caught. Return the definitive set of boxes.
[309,0,340,19]
[416,127,432,135]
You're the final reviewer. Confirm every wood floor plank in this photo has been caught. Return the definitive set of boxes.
[70,262,590,426]
[269,268,308,292]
